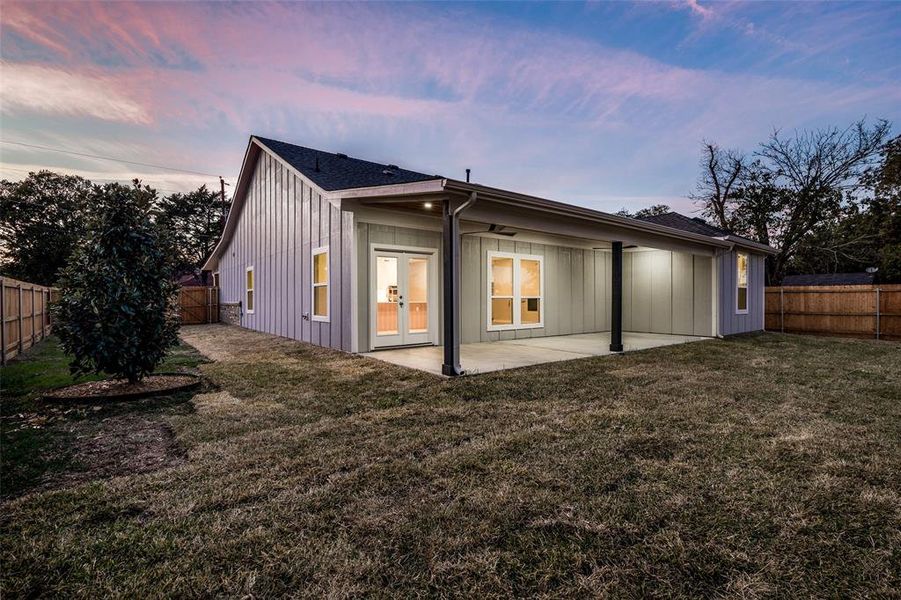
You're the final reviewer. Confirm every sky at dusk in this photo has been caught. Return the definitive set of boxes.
[1,1,899,214]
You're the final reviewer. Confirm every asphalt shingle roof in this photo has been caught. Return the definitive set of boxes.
[781,272,875,286]
[635,212,731,237]
[255,136,442,191]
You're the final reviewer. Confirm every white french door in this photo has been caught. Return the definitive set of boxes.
[370,248,435,348]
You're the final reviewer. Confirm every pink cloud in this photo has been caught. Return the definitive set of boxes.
[1,1,897,211]
[0,61,151,124]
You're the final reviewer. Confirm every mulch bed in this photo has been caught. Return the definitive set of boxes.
[43,374,200,402]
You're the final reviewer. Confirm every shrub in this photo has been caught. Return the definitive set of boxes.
[52,181,179,383]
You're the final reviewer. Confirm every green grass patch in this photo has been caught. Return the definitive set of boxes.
[1,336,205,498]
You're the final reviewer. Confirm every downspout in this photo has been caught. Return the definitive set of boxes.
[442,191,477,376]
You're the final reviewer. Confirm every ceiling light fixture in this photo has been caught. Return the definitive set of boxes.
[423,202,433,209]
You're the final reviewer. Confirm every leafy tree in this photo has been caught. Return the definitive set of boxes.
[693,118,892,283]
[617,204,671,219]
[787,135,901,281]
[156,185,228,274]
[0,171,92,285]
[52,181,179,383]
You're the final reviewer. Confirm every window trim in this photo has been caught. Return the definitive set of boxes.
[312,245,330,323]
[212,271,220,288]
[245,266,255,314]
[735,252,749,315]
[486,251,544,331]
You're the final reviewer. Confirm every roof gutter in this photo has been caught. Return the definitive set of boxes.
[454,190,478,216]
[718,235,778,254]
[442,179,736,250]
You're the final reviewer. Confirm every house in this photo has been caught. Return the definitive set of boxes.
[781,272,875,286]
[202,136,776,375]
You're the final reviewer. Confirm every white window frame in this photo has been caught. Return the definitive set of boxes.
[212,271,220,288]
[312,246,330,322]
[245,266,255,314]
[736,252,749,314]
[487,251,544,331]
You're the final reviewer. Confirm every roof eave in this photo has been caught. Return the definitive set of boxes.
[718,235,779,254]
[442,179,736,250]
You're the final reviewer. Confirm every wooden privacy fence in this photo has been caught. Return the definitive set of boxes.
[178,286,219,325]
[1,277,55,365]
[765,284,901,341]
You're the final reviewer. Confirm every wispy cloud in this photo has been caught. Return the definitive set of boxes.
[0,1,897,211]
[0,61,151,124]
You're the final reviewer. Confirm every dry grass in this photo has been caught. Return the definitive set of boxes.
[2,325,900,598]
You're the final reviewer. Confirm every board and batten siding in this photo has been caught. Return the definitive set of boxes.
[717,250,766,335]
[463,236,613,344]
[355,224,715,348]
[218,150,354,351]
[622,250,714,337]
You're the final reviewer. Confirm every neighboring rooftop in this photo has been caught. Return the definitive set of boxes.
[781,272,876,287]
[636,211,770,248]
[254,136,442,191]
[635,212,731,237]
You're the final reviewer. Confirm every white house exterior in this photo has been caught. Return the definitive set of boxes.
[203,136,775,375]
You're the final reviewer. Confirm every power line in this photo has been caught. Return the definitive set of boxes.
[0,139,221,178]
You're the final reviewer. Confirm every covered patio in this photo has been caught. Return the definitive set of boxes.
[363,331,711,375]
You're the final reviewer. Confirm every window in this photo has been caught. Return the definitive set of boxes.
[245,267,254,313]
[212,272,220,288]
[312,246,329,321]
[488,252,543,330]
[736,252,749,313]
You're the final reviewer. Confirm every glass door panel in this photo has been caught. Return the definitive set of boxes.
[371,249,434,348]
[407,257,429,334]
[376,256,399,336]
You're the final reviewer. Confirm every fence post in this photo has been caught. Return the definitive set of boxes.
[31,286,36,344]
[17,284,23,352]
[780,287,785,333]
[875,288,881,340]
[0,279,5,365]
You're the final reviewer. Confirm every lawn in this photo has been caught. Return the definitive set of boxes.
[0,336,205,498]
[1,326,899,597]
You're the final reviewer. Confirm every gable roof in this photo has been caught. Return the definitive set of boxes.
[782,272,875,286]
[254,136,442,191]
[203,139,778,271]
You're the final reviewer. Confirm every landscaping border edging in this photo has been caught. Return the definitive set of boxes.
[42,372,201,402]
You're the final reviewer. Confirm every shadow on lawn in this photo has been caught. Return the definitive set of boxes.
[0,337,207,498]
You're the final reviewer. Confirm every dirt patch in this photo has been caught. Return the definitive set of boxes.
[44,374,199,401]
[17,414,186,498]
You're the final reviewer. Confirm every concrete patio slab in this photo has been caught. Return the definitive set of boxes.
[363,332,711,375]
